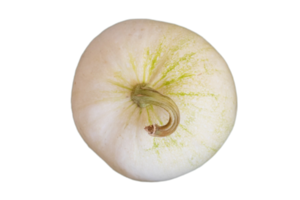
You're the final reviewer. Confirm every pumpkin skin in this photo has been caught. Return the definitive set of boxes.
[71,19,237,182]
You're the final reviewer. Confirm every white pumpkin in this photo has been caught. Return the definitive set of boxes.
[71,19,237,182]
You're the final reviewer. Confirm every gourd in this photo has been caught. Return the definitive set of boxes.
[71,19,237,182]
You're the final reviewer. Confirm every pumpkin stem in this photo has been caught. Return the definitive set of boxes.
[131,83,180,137]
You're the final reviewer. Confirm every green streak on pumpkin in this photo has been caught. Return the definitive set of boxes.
[147,42,163,82]
[213,109,232,136]
[202,60,219,75]
[201,141,217,153]
[152,52,196,87]
[184,111,196,126]
[155,150,160,157]
[153,139,159,149]
[124,105,138,128]
[179,125,216,152]
[147,132,184,152]
[122,102,135,113]
[179,124,193,135]
[127,34,195,87]
[113,71,132,86]
[129,53,140,83]
[165,136,180,148]
[108,80,132,90]
[168,92,201,97]
[142,48,150,83]
[188,157,196,166]
[144,138,161,159]
[204,63,208,74]
[143,36,192,84]
[191,104,203,112]
[156,73,194,89]
[167,92,219,100]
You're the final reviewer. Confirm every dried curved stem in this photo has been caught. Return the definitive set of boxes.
[131,84,180,137]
